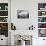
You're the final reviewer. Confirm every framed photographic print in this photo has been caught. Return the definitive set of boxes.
[0,23,8,37]
[17,10,29,19]
[38,29,46,37]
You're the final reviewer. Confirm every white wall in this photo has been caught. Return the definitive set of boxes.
[11,0,38,30]
[11,0,46,46]
[11,0,38,45]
